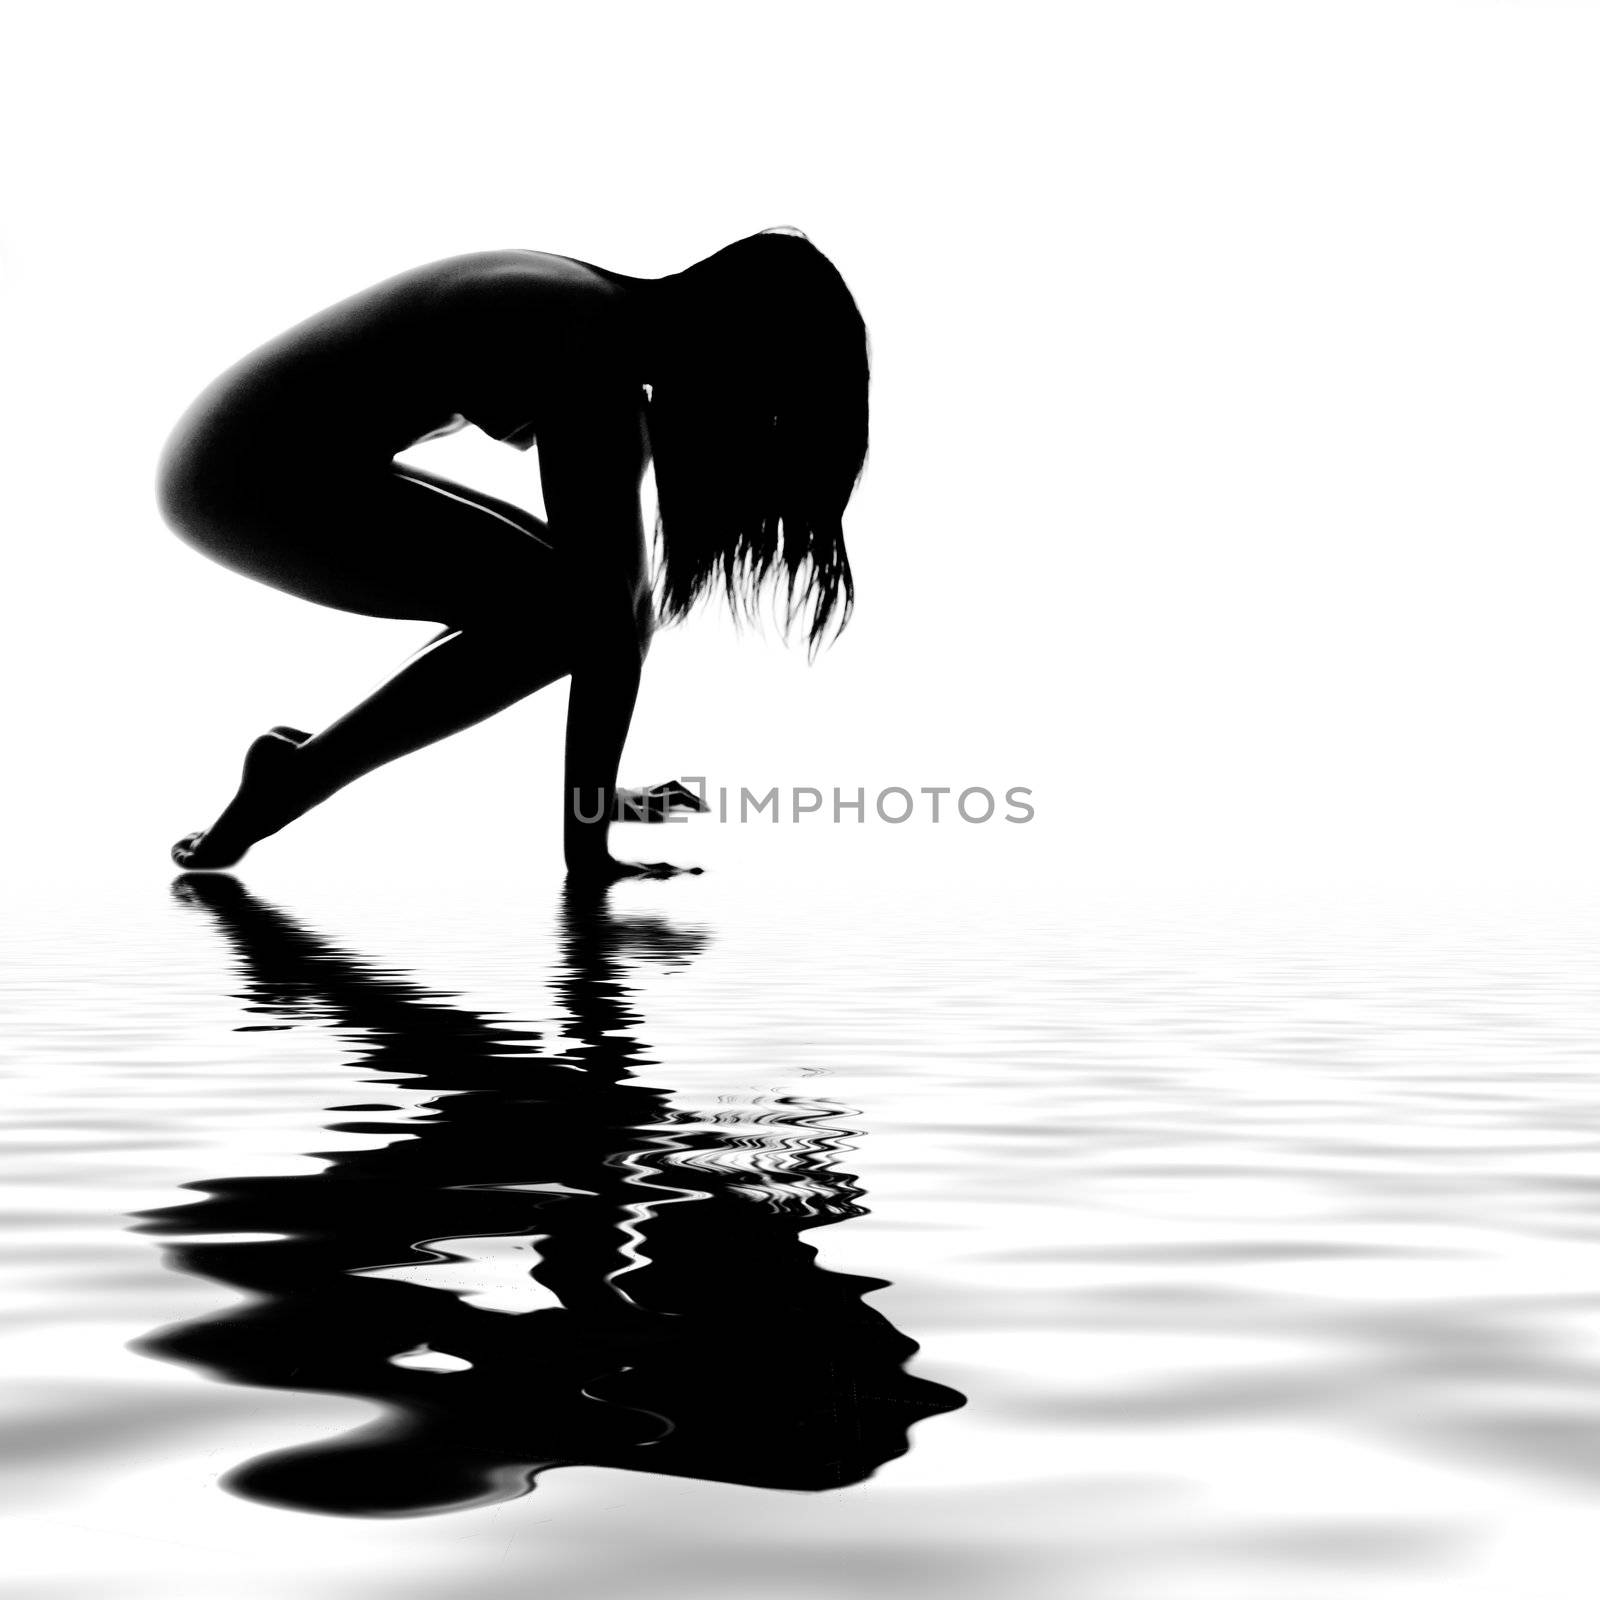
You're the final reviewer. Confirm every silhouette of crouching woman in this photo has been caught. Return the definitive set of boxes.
[156,230,868,881]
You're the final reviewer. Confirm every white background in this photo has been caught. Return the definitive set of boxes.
[4,0,1600,896]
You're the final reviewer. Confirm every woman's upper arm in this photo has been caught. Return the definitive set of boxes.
[537,382,649,501]
[537,383,651,616]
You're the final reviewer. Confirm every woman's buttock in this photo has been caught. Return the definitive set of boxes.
[158,361,387,527]
[158,331,560,628]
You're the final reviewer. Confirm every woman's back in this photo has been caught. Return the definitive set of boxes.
[164,250,624,466]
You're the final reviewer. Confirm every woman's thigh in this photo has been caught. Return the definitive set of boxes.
[165,460,558,627]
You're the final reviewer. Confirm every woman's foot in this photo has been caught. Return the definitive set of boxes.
[171,727,312,870]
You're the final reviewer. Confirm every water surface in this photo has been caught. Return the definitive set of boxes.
[5,865,1600,1598]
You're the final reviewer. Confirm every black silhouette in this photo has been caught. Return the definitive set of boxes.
[132,877,962,1517]
[155,232,869,879]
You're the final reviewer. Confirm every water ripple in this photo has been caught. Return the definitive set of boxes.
[8,881,1600,1596]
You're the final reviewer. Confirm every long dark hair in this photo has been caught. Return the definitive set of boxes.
[648,229,868,654]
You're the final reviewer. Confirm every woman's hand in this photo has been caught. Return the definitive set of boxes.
[613,779,709,823]
[565,854,702,883]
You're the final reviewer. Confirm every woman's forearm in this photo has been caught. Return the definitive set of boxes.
[562,638,644,867]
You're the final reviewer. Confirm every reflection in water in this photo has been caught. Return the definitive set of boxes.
[132,877,963,1517]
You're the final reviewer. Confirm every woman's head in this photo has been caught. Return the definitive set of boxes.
[647,229,868,653]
